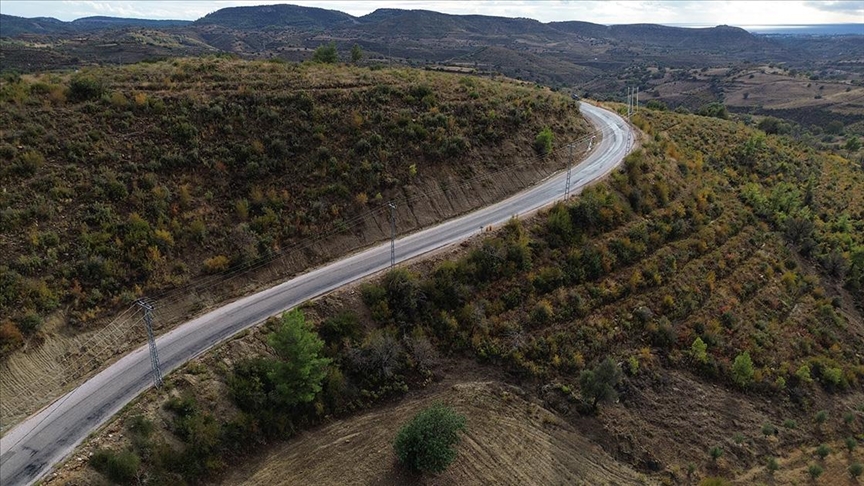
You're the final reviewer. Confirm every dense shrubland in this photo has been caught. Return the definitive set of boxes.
[355,109,864,393]
[84,107,864,484]
[0,58,587,356]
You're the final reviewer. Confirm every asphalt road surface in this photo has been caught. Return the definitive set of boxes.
[0,103,632,486]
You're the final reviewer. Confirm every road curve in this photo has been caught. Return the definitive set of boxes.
[0,103,632,486]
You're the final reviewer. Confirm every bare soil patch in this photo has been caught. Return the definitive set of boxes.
[224,377,652,486]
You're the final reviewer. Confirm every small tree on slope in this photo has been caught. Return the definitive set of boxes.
[394,403,467,474]
[579,357,623,410]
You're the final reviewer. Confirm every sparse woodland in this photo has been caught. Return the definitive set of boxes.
[0,57,587,357]
[65,102,864,485]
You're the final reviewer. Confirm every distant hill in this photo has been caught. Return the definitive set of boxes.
[3,4,764,51]
[71,16,191,29]
[551,22,762,48]
[194,4,356,30]
[0,14,73,37]
[356,9,560,39]
[0,13,190,37]
[611,24,760,48]
[547,20,612,40]
[2,3,859,108]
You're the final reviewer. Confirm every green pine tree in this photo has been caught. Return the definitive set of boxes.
[266,309,331,406]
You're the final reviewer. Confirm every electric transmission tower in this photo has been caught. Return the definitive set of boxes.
[626,87,630,119]
[564,135,595,199]
[388,201,396,268]
[137,299,163,388]
[564,143,574,199]
[626,86,641,119]
[627,86,635,120]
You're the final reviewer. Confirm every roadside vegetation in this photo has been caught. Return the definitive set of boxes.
[0,57,586,357]
[66,104,864,485]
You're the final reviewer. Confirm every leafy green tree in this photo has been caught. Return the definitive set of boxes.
[68,75,105,102]
[797,364,813,383]
[382,268,423,329]
[766,456,779,475]
[351,43,363,63]
[850,462,863,478]
[546,204,574,246]
[534,126,553,155]
[757,117,789,135]
[816,444,831,459]
[731,351,754,387]
[815,410,828,424]
[698,102,728,120]
[808,463,823,480]
[394,403,467,473]
[266,309,331,407]
[826,120,844,135]
[312,42,338,64]
[579,357,622,409]
[691,337,708,363]
[846,436,858,453]
[319,311,362,347]
[846,137,861,152]
[645,99,667,111]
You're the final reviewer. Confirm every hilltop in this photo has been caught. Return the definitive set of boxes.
[195,4,355,30]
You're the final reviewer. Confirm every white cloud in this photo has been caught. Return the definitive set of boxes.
[1,0,861,24]
[805,0,864,15]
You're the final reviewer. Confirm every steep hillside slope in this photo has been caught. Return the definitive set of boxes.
[0,59,589,430]
[0,58,585,346]
[47,106,864,486]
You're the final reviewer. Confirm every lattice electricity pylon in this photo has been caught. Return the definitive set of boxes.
[136,299,163,388]
[388,202,397,268]
[564,143,574,199]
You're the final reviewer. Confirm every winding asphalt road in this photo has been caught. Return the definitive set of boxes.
[0,103,632,486]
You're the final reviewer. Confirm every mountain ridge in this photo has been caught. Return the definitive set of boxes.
[193,4,356,30]
[1,5,762,42]
[0,13,191,37]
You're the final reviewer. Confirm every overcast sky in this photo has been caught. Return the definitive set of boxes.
[1,0,862,25]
